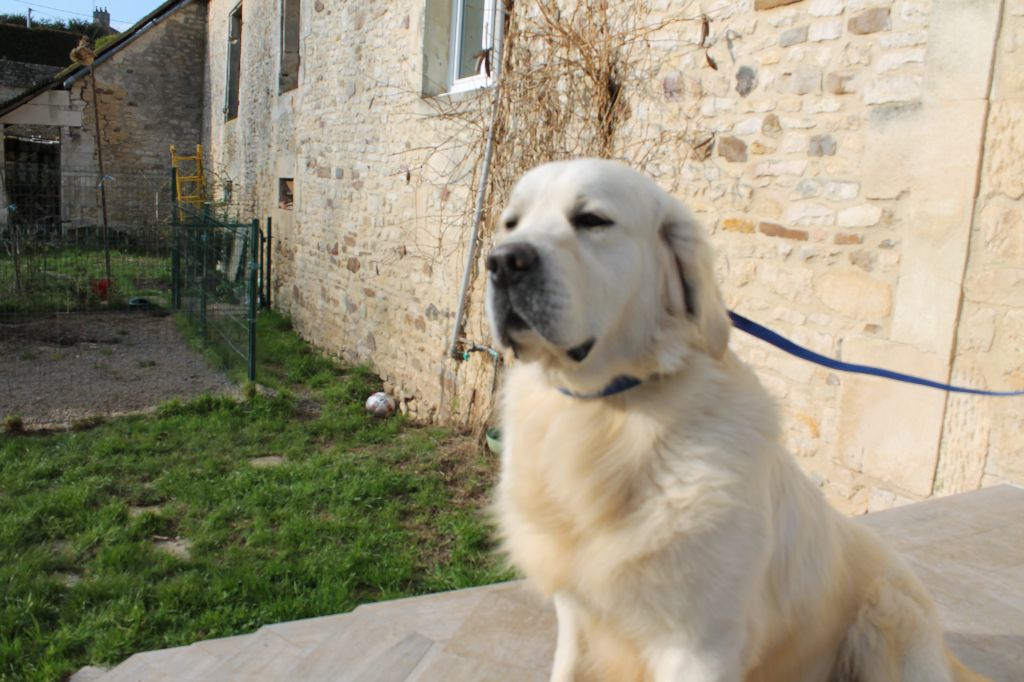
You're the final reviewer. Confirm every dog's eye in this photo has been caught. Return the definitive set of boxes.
[571,212,614,230]
[504,218,519,231]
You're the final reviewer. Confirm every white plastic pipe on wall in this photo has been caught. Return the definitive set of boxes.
[447,4,505,360]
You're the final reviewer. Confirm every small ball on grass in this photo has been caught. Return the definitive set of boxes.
[365,392,396,418]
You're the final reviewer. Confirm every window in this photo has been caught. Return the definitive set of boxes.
[225,4,243,120]
[421,0,503,96]
[279,178,294,209]
[279,0,300,93]
[448,0,501,93]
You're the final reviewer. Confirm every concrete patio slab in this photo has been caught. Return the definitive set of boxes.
[90,485,1024,681]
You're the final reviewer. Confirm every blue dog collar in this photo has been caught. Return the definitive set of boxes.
[557,375,643,399]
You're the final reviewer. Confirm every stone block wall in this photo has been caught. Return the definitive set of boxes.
[935,2,1024,497]
[597,0,1020,513]
[204,0,495,422]
[203,0,1022,513]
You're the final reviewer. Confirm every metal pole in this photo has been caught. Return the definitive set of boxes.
[89,64,112,284]
[199,224,207,339]
[447,80,501,359]
[256,223,263,306]
[170,166,180,310]
[248,218,258,381]
[447,4,505,359]
[265,216,272,310]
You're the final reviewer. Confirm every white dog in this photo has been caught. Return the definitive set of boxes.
[486,159,988,682]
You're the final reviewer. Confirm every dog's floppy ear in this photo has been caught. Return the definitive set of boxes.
[659,197,731,359]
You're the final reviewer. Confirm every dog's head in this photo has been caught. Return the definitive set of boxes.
[486,159,730,394]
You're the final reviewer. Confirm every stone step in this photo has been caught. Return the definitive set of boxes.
[88,486,1023,681]
[88,584,557,681]
[200,612,357,681]
[282,582,555,681]
[69,666,109,682]
[98,633,253,682]
[281,587,492,680]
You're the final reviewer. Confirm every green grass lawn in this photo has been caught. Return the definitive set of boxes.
[0,312,511,682]
[0,246,171,315]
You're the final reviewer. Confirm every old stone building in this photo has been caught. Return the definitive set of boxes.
[202,0,1023,514]
[0,0,207,230]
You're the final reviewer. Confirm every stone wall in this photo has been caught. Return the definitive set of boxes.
[935,2,1024,497]
[624,0,1021,513]
[62,0,207,228]
[204,0,495,422]
[203,0,1022,513]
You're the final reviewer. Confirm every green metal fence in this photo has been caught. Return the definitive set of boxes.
[172,204,262,382]
[1,159,268,382]
[0,165,174,317]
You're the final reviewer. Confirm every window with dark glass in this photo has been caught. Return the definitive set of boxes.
[226,4,243,120]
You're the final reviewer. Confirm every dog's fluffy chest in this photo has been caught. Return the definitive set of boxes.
[496,366,741,598]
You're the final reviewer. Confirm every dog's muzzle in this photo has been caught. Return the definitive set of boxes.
[486,242,538,351]
[486,242,539,288]
[486,243,594,362]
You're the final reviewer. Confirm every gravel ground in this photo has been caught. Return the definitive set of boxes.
[0,312,237,428]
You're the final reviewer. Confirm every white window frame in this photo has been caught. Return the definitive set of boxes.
[447,0,503,94]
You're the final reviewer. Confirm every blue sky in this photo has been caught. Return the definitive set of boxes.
[0,0,163,31]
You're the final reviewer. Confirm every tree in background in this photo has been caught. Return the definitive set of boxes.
[0,13,117,43]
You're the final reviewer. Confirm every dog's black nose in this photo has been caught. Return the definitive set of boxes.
[486,242,538,288]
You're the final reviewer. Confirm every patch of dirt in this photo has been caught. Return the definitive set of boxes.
[249,456,286,468]
[55,572,83,587]
[0,312,236,429]
[442,439,498,508]
[129,505,163,517]
[153,536,192,559]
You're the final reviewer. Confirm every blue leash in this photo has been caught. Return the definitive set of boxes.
[729,311,1024,397]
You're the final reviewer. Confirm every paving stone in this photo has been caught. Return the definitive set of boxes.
[153,538,192,560]
[69,666,109,682]
[249,456,286,468]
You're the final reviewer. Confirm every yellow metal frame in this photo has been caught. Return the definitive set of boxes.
[170,144,206,220]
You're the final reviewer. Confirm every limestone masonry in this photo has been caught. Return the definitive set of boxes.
[203,0,1023,514]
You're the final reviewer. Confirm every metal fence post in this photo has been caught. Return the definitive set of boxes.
[170,167,181,310]
[265,216,272,310]
[199,223,207,339]
[248,218,258,382]
[256,220,264,307]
